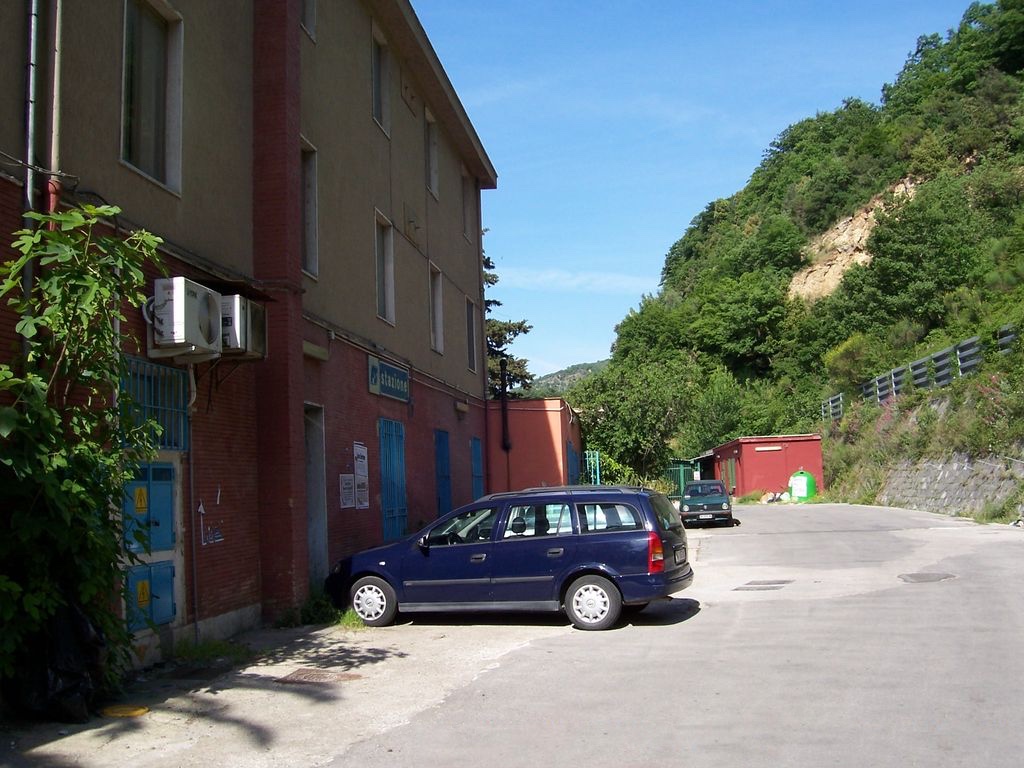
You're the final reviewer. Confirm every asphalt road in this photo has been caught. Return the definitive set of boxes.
[336,503,1024,768]
[6,503,1023,767]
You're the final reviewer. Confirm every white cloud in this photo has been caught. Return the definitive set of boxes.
[497,267,657,296]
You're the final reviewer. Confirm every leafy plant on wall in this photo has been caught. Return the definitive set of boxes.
[0,205,162,701]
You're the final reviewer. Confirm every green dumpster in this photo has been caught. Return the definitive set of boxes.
[788,470,817,502]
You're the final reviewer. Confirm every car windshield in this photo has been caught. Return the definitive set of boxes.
[649,493,683,532]
[427,507,500,544]
[686,483,725,497]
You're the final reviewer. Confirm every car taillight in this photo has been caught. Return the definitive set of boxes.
[648,532,665,573]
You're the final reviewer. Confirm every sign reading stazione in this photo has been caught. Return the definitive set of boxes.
[368,355,410,402]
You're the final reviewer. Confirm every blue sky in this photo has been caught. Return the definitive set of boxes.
[412,1,972,376]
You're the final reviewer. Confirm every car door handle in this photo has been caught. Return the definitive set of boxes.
[546,548,564,557]
[470,554,487,563]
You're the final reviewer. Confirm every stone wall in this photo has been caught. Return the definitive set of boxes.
[877,452,1024,518]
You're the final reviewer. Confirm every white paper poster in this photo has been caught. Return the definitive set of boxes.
[354,442,369,509]
[340,474,355,508]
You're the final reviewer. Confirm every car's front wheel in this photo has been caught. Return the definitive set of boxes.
[565,575,622,631]
[350,576,398,627]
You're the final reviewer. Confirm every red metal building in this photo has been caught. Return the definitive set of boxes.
[711,434,824,498]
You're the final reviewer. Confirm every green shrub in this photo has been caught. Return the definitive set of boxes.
[0,206,162,687]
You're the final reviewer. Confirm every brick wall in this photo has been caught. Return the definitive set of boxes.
[126,257,262,626]
[253,0,308,620]
[305,322,486,568]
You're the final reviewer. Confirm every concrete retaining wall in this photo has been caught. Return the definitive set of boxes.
[878,452,1024,518]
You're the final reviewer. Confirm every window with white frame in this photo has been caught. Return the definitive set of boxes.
[122,0,183,189]
[425,110,439,196]
[429,264,443,353]
[371,28,391,132]
[376,213,395,323]
[301,143,318,276]
[465,298,477,372]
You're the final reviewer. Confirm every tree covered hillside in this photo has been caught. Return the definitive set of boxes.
[568,0,1024,480]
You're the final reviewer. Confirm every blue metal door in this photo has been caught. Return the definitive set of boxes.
[470,437,484,499]
[434,430,451,517]
[379,418,408,540]
[123,463,175,553]
[126,560,176,631]
[567,440,580,484]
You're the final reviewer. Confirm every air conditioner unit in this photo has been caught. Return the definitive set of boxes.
[221,294,267,360]
[146,277,223,359]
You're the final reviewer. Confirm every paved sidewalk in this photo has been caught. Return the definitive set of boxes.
[1,617,571,767]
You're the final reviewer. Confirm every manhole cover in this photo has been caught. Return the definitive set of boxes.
[898,572,956,583]
[734,579,793,591]
[276,668,363,685]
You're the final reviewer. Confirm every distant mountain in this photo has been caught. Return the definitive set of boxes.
[520,360,609,397]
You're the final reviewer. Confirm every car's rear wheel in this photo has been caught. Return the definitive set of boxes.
[565,575,621,631]
[350,576,398,627]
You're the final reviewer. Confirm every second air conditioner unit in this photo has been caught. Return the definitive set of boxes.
[221,294,267,360]
[147,276,223,359]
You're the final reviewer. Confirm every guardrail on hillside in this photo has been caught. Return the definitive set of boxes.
[821,324,1018,421]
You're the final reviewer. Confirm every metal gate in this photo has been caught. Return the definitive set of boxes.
[582,450,601,485]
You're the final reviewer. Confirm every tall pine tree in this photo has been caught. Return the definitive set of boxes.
[483,253,534,398]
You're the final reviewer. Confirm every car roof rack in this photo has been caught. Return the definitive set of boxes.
[477,484,653,502]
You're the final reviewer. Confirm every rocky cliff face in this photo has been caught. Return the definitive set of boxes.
[788,179,916,302]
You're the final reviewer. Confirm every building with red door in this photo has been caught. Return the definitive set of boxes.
[711,434,824,498]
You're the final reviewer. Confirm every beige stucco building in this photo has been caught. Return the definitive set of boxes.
[1,0,496,659]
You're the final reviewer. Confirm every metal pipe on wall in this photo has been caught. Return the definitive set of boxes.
[22,0,41,337]
[46,0,62,214]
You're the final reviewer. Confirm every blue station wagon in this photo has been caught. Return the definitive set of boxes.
[325,486,694,631]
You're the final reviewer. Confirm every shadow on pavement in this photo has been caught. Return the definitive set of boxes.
[1,624,409,766]
[626,597,702,627]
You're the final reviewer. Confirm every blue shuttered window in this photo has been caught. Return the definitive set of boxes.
[434,430,451,518]
[470,436,484,500]
[379,418,407,540]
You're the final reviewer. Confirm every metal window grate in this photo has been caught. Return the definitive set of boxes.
[121,356,189,451]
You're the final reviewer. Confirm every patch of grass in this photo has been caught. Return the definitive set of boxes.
[970,480,1024,525]
[274,593,366,630]
[737,490,765,503]
[174,638,252,666]
[336,609,366,630]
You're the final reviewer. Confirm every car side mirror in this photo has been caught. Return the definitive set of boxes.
[417,534,429,550]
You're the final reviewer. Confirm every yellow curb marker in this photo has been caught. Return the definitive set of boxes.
[100,704,150,718]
